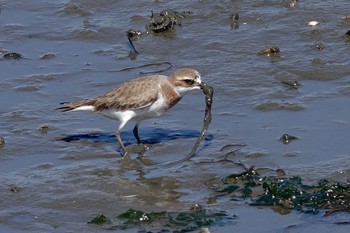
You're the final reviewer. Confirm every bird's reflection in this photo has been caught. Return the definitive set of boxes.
[59,127,213,156]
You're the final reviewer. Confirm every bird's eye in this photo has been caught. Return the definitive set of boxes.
[184,79,195,85]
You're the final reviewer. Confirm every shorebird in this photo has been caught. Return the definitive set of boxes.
[58,68,203,155]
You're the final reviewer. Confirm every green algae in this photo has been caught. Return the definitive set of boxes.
[88,207,235,232]
[218,167,350,215]
[88,213,108,225]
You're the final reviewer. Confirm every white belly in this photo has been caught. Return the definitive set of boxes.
[99,96,169,123]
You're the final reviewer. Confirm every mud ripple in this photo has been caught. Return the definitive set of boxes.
[254,101,305,111]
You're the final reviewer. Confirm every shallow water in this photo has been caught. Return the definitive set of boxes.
[1,0,350,232]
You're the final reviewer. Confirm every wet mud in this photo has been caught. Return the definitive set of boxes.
[1,0,350,233]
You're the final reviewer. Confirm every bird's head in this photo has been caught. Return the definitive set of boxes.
[171,68,203,97]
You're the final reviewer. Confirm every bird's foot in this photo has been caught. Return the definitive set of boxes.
[126,143,151,155]
[135,143,151,154]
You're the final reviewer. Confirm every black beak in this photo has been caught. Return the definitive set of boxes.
[199,82,206,89]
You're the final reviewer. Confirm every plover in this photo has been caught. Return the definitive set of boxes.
[58,68,203,155]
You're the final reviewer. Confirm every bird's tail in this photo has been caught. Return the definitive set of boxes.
[56,99,96,112]
[56,103,75,112]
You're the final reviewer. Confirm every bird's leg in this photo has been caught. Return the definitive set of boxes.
[115,129,127,155]
[133,123,142,144]
[133,123,151,153]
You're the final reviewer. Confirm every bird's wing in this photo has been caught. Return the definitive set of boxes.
[93,76,162,112]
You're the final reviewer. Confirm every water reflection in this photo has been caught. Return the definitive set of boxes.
[59,127,213,155]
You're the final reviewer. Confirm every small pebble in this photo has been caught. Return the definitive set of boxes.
[282,80,300,89]
[258,46,280,55]
[308,21,319,26]
[190,203,203,211]
[230,13,239,20]
[289,0,298,7]
[313,42,324,50]
[230,13,240,29]
[10,186,20,193]
[40,53,56,60]
[0,136,4,145]
[39,125,50,134]
[126,29,142,38]
[280,134,298,144]
[3,52,23,60]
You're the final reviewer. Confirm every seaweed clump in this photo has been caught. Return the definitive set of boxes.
[88,206,235,232]
[217,167,350,215]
